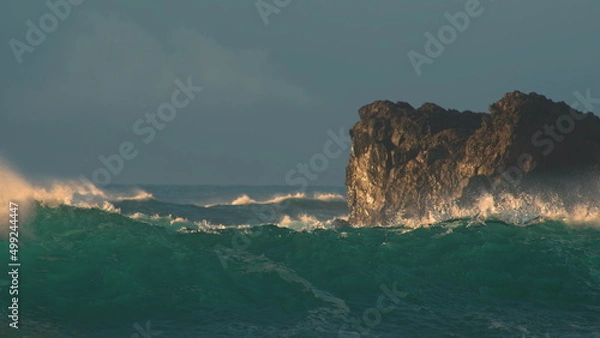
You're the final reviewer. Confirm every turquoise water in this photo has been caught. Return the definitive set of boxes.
[1,186,599,337]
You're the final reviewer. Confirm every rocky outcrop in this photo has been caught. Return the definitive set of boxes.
[346,91,600,225]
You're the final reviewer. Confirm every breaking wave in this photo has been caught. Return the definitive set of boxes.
[393,191,600,229]
[2,201,599,337]
[2,155,599,233]
[1,158,600,336]
[219,192,345,206]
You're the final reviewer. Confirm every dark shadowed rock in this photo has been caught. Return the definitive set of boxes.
[346,91,600,225]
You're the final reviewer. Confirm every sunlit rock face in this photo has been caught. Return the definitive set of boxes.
[346,91,600,226]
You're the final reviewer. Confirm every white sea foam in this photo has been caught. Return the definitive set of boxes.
[112,190,154,201]
[393,191,600,229]
[127,212,229,233]
[3,156,599,233]
[0,157,153,231]
[219,192,345,206]
[0,159,116,230]
[278,214,349,231]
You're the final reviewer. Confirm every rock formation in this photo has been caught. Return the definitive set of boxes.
[346,91,600,225]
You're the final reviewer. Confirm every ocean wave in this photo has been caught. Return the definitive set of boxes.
[127,211,229,234]
[122,210,350,233]
[4,202,599,337]
[112,190,154,201]
[278,214,350,231]
[212,192,346,207]
[0,158,153,233]
[392,191,600,229]
[2,155,599,232]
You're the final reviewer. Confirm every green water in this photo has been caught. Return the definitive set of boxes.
[1,204,599,337]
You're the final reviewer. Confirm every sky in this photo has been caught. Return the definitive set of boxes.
[0,0,598,186]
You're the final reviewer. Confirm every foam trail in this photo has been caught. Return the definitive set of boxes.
[230,193,305,205]
[223,192,345,206]
[112,189,154,201]
[127,212,228,233]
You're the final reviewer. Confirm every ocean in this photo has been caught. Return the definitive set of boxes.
[1,182,599,337]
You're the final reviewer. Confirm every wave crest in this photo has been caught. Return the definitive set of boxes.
[220,192,345,206]
[0,157,153,232]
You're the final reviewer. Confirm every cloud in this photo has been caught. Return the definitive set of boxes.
[166,25,309,104]
[14,11,309,116]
